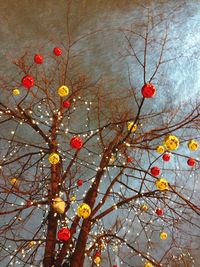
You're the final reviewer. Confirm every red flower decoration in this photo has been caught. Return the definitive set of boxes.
[53,47,62,56]
[57,227,71,241]
[156,208,164,216]
[187,158,196,167]
[22,75,34,89]
[150,166,160,176]
[34,54,43,64]
[63,100,71,108]
[141,83,156,98]
[162,153,171,161]
[127,156,133,163]
[70,136,83,149]
[77,179,83,187]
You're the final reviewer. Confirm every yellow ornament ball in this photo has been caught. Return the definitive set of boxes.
[10,177,18,186]
[164,135,179,151]
[156,145,165,154]
[77,203,91,219]
[94,256,101,265]
[29,241,37,248]
[127,122,137,133]
[48,153,60,165]
[140,204,148,212]
[160,231,168,240]
[57,85,69,97]
[53,197,66,214]
[188,139,199,151]
[12,88,20,96]
[71,195,76,202]
[144,262,153,267]
[156,178,168,191]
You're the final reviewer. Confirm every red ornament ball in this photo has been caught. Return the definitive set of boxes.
[53,47,62,56]
[70,136,83,149]
[77,179,83,187]
[156,208,164,216]
[22,75,34,89]
[127,156,133,163]
[95,251,101,257]
[112,265,118,267]
[34,54,43,64]
[187,158,196,167]
[150,166,160,176]
[63,100,71,108]
[26,200,33,207]
[57,227,70,241]
[162,153,171,161]
[141,83,156,98]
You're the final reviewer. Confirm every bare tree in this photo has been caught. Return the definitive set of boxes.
[0,2,199,267]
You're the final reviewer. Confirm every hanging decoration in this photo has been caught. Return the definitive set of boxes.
[12,88,20,96]
[160,231,168,240]
[53,197,66,214]
[70,136,83,149]
[48,152,60,165]
[127,122,137,133]
[162,153,171,161]
[187,158,196,166]
[127,156,133,163]
[109,155,116,164]
[150,166,160,176]
[188,139,199,151]
[94,252,101,265]
[34,54,43,64]
[155,178,168,191]
[140,204,148,212]
[155,208,163,216]
[57,85,69,97]
[21,75,34,89]
[63,100,71,108]
[57,227,71,241]
[10,177,18,186]
[141,83,156,98]
[164,135,179,151]
[144,262,153,267]
[77,179,83,186]
[53,47,62,56]
[156,145,165,154]
[77,203,91,219]
[71,195,76,202]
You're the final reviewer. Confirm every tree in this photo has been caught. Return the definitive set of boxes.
[0,2,199,267]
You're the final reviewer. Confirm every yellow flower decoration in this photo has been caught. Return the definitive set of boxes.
[160,231,168,240]
[57,85,69,97]
[144,262,153,267]
[94,256,101,265]
[164,135,179,151]
[77,203,91,219]
[188,139,199,151]
[48,153,60,164]
[156,145,165,154]
[53,197,66,214]
[127,122,137,133]
[156,178,168,191]
[12,88,20,96]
